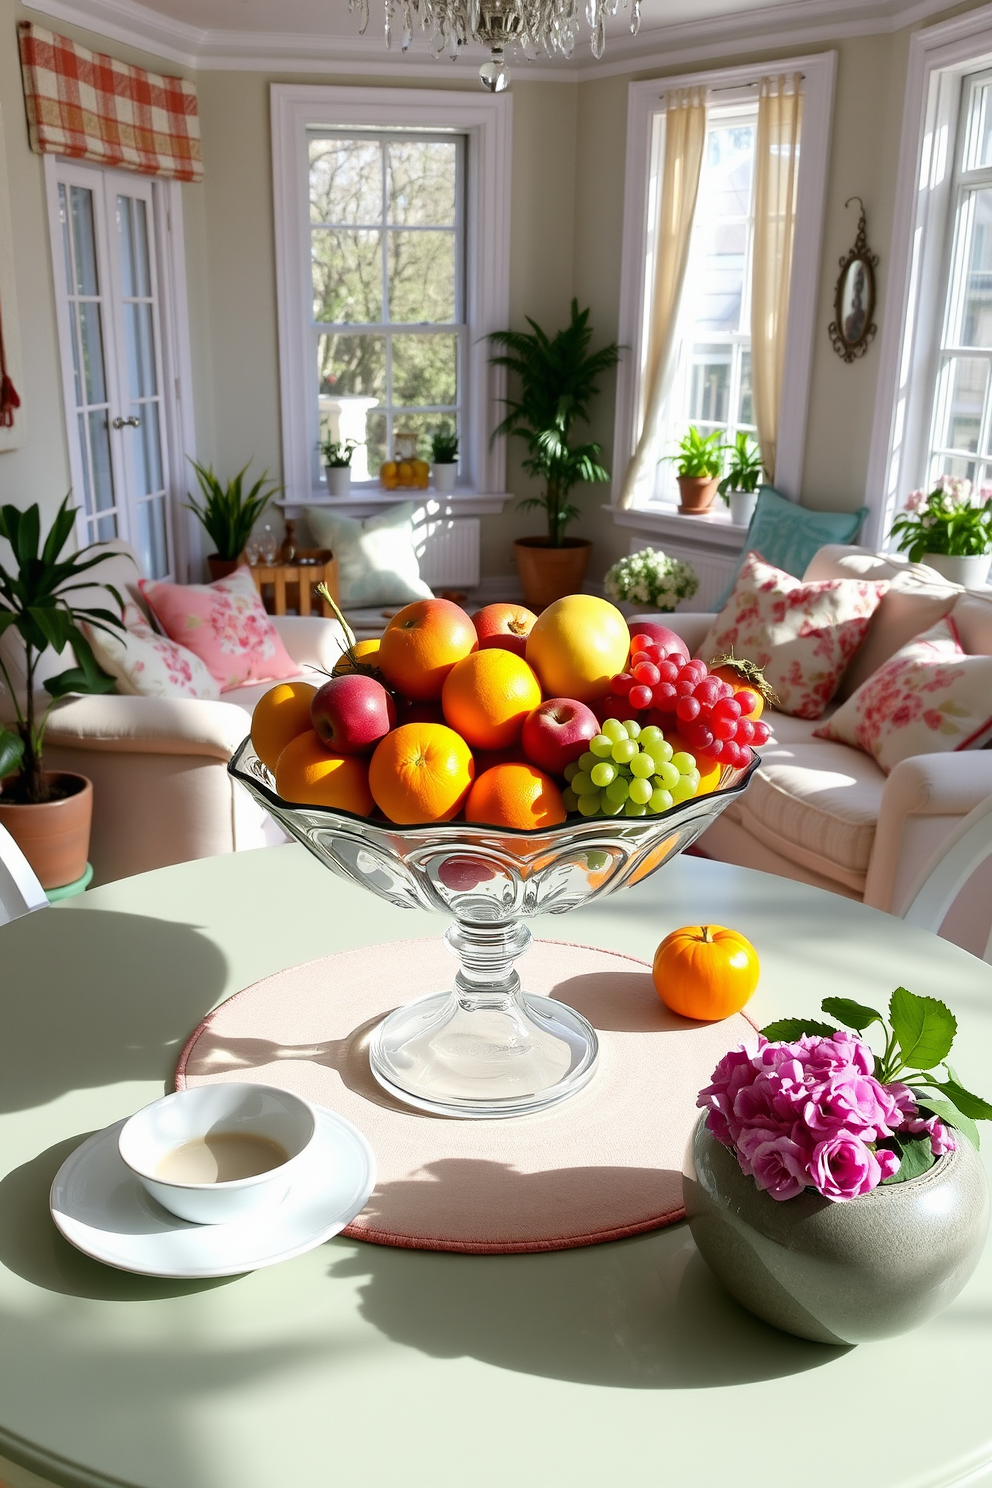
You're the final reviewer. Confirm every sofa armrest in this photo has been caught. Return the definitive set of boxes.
[44,694,250,761]
[863,751,992,914]
[270,615,347,673]
[629,613,716,656]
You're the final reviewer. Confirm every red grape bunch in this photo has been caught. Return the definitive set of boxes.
[601,632,771,770]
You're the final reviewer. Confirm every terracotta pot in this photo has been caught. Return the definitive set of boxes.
[0,772,93,890]
[513,538,592,611]
[676,476,720,514]
[207,555,239,581]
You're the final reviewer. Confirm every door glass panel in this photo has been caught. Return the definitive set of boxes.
[137,497,168,578]
[88,411,116,513]
[58,185,74,297]
[79,303,107,405]
[118,196,151,298]
[70,187,99,296]
[133,412,163,497]
[125,303,157,400]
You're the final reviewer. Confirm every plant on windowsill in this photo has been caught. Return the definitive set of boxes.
[664,426,725,515]
[488,299,621,610]
[889,475,992,588]
[319,437,360,499]
[185,459,282,579]
[0,497,125,889]
[430,425,459,495]
[717,433,765,529]
[603,548,699,613]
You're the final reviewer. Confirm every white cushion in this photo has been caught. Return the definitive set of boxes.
[82,602,221,700]
[306,502,433,608]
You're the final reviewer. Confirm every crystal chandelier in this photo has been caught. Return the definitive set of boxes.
[348,0,641,91]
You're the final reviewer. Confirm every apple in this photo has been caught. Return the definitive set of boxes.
[472,602,538,658]
[310,674,396,755]
[628,621,690,664]
[521,697,601,776]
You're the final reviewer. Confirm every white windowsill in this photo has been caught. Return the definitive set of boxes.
[607,503,749,552]
[279,492,510,519]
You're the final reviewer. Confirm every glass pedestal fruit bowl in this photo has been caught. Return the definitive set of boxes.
[229,739,758,1120]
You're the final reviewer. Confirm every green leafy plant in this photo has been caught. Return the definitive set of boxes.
[488,300,621,547]
[0,498,124,804]
[185,460,282,561]
[665,426,725,480]
[717,432,764,501]
[318,438,359,469]
[430,426,459,464]
[890,475,992,560]
[762,987,992,1182]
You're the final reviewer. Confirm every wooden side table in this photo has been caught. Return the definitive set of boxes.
[249,549,340,617]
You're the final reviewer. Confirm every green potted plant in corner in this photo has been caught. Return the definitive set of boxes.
[430,425,459,495]
[0,498,124,890]
[488,300,621,610]
[717,432,765,528]
[318,437,359,499]
[890,476,992,587]
[185,459,282,579]
[666,427,725,514]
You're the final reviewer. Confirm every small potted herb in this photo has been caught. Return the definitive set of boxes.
[319,437,359,498]
[665,427,724,514]
[717,432,764,528]
[430,426,459,494]
[890,476,992,586]
[185,460,282,579]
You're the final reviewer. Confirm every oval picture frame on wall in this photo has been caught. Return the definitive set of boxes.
[829,197,879,363]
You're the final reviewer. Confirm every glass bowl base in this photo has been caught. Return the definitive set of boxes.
[368,991,599,1119]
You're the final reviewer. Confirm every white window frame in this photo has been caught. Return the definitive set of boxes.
[612,52,836,511]
[867,4,992,550]
[271,84,511,507]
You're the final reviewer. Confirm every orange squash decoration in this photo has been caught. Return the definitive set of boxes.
[708,652,778,722]
[652,924,759,1022]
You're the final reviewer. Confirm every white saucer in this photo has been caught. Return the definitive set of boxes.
[50,1105,376,1278]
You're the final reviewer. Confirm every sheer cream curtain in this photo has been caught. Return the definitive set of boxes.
[618,87,707,510]
[751,74,803,485]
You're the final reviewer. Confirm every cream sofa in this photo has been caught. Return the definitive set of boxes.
[0,542,347,884]
[647,545,992,958]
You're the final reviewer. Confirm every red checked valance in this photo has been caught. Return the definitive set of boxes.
[17,22,203,184]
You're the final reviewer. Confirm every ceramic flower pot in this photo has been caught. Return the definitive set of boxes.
[683,1116,989,1344]
[921,551,991,588]
[0,772,93,890]
[513,538,592,611]
[676,476,720,514]
[432,463,457,494]
[326,466,352,498]
[207,556,239,581]
[728,491,758,528]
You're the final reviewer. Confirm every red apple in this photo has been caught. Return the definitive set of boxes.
[521,698,601,776]
[310,674,396,754]
[472,602,538,658]
[628,622,690,664]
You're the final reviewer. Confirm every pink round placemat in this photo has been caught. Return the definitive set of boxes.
[176,938,755,1254]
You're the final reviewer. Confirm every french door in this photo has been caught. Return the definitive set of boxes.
[46,160,182,579]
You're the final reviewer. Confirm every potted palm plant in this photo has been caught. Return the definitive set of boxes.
[319,438,359,498]
[0,498,124,888]
[488,300,621,610]
[185,460,282,579]
[666,427,725,514]
[717,433,764,528]
[430,426,459,495]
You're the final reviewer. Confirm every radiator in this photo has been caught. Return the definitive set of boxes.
[416,517,481,590]
[629,536,734,612]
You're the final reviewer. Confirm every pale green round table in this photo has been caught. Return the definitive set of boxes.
[0,844,990,1488]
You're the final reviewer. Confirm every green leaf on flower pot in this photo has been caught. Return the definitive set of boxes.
[0,725,24,779]
[760,1017,839,1042]
[929,1077,992,1123]
[889,986,956,1071]
[820,996,885,1033]
[878,1130,936,1185]
[913,1094,981,1150]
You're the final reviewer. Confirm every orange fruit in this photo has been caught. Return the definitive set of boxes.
[377,598,478,702]
[250,681,318,772]
[332,638,381,677]
[652,925,759,1021]
[464,763,566,831]
[441,649,542,751]
[663,730,722,796]
[526,595,630,703]
[369,722,475,824]
[274,729,374,814]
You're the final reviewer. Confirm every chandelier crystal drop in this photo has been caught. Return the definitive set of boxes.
[348,0,641,88]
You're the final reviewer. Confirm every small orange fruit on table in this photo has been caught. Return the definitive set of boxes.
[274,730,374,814]
[441,649,542,751]
[369,722,475,823]
[652,924,759,1021]
[377,598,478,701]
[250,681,318,772]
[465,763,566,830]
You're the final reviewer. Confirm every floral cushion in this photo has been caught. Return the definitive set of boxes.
[813,616,992,772]
[698,551,887,720]
[81,602,221,699]
[139,567,298,692]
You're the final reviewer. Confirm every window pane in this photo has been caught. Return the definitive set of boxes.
[932,453,978,486]
[388,230,456,322]
[392,333,457,406]
[967,81,992,170]
[125,303,157,399]
[706,125,755,218]
[935,356,989,453]
[364,410,388,476]
[118,196,151,299]
[70,187,99,296]
[958,190,992,348]
[309,139,382,226]
[58,185,73,297]
[738,349,754,427]
[96,513,117,543]
[689,344,731,424]
[312,229,382,323]
[386,141,457,226]
[390,412,442,458]
[695,224,746,334]
[317,331,386,400]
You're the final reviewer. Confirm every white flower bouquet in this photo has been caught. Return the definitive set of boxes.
[603,547,699,612]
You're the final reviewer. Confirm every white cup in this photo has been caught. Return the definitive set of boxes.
[118,1084,316,1225]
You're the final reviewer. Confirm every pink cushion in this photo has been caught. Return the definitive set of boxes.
[697,551,887,720]
[140,567,298,691]
[813,615,992,772]
[81,601,221,699]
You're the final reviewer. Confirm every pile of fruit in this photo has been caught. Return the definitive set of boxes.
[248,594,769,832]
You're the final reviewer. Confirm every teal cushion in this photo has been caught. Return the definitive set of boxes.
[306,501,433,608]
[714,487,868,608]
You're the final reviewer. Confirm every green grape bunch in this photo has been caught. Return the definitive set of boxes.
[561,719,701,819]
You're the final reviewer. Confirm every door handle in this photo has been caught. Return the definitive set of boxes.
[112,415,141,429]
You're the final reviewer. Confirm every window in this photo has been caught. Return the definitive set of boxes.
[272,86,511,506]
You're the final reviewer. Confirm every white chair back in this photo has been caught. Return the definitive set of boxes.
[899,795,992,963]
[0,823,49,926]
